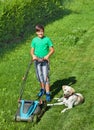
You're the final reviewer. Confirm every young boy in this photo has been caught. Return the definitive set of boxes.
[30,24,54,102]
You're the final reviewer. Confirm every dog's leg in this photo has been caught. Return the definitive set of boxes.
[54,97,64,102]
[61,108,71,113]
[47,104,54,106]
[58,97,64,102]
[61,102,74,113]
[47,102,64,106]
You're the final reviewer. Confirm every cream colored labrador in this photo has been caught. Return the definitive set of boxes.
[47,85,84,113]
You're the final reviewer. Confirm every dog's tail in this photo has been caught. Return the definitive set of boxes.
[76,93,85,104]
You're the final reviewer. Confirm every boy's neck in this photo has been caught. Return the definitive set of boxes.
[38,36,45,39]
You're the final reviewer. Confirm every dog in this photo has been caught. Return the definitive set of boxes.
[47,85,84,113]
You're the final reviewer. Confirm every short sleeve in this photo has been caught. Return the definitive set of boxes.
[47,37,53,47]
[31,38,35,48]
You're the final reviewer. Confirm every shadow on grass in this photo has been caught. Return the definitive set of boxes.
[0,7,76,57]
[51,76,77,98]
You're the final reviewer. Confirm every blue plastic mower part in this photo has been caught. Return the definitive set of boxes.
[15,100,41,122]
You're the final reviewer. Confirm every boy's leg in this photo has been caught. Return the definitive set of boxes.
[34,61,45,97]
[45,83,51,102]
[42,61,51,101]
[40,82,45,89]
[34,60,51,101]
[37,82,45,97]
[45,83,50,93]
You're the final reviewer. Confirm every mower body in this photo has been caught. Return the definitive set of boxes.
[15,100,41,122]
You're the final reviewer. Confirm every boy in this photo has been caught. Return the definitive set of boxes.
[30,24,54,102]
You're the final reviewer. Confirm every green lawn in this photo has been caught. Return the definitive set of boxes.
[0,0,94,130]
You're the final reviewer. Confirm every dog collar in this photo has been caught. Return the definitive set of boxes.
[64,93,74,99]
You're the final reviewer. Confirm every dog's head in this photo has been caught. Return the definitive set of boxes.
[62,85,75,98]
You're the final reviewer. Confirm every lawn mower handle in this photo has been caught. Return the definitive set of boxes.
[19,60,33,100]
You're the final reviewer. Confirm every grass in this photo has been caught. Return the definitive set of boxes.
[0,0,94,130]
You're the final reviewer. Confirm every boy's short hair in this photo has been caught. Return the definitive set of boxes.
[35,24,44,32]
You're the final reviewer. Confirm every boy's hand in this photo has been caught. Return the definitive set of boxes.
[44,47,54,61]
[33,55,38,60]
[44,55,49,61]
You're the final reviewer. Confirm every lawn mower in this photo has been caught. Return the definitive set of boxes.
[15,60,47,123]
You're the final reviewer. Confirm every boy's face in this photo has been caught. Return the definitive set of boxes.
[36,29,44,38]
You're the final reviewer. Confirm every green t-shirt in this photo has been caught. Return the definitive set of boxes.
[31,36,53,58]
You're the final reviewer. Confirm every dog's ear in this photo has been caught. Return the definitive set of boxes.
[62,85,66,90]
[71,87,75,94]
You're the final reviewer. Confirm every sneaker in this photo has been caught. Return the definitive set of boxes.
[46,92,51,102]
[37,89,45,97]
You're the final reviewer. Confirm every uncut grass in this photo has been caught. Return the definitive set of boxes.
[0,0,94,130]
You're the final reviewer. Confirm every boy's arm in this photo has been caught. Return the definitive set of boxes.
[30,48,38,60]
[44,47,54,61]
